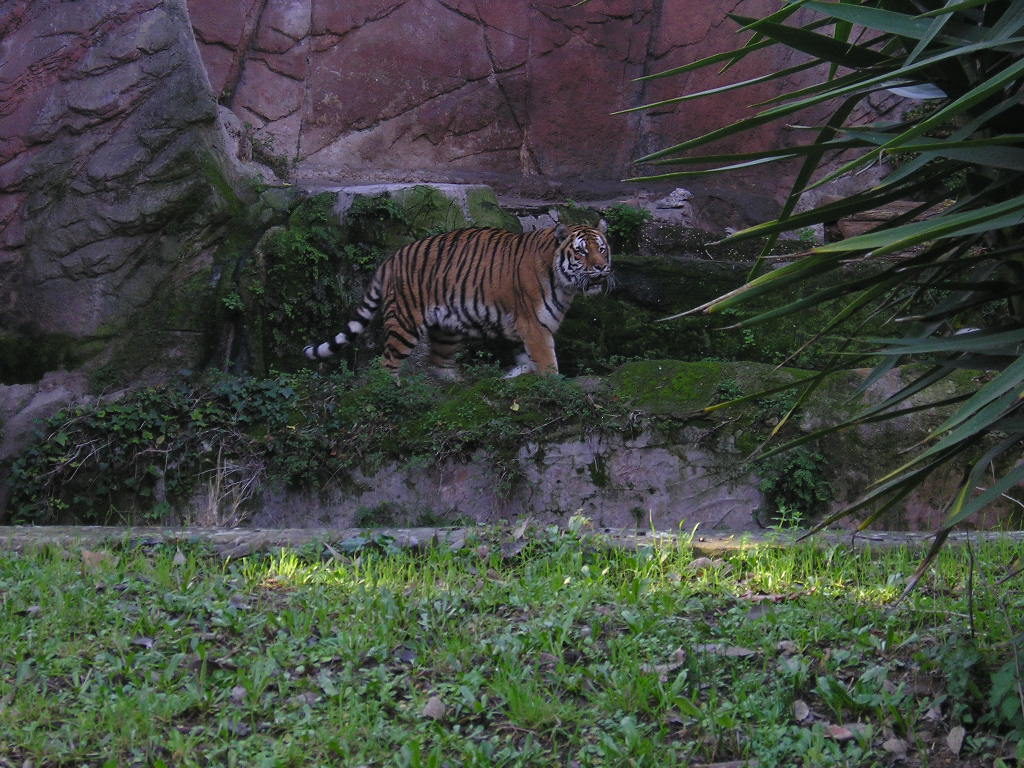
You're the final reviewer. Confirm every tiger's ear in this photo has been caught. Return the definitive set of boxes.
[554,223,569,241]
[597,218,608,234]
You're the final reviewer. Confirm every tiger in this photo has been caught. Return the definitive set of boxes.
[303,223,612,378]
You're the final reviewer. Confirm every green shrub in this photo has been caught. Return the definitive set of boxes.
[602,203,652,253]
[755,448,833,527]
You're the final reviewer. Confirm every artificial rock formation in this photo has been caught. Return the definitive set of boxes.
[0,0,270,385]
[1,0,900,387]
[187,0,850,196]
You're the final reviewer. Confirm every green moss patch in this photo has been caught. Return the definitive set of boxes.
[555,202,602,227]
[391,185,468,238]
[606,359,810,415]
[466,187,521,232]
[608,359,728,414]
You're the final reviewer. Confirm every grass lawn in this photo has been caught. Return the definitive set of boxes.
[1,528,1022,767]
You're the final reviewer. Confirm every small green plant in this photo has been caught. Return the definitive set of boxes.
[341,241,384,270]
[988,650,1024,740]
[7,372,299,524]
[795,226,818,246]
[229,193,355,371]
[345,193,408,243]
[220,291,244,312]
[713,378,744,402]
[602,203,652,253]
[755,447,833,527]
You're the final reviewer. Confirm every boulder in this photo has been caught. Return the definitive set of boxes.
[0,0,273,387]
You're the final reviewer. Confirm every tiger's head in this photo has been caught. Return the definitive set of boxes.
[553,223,613,295]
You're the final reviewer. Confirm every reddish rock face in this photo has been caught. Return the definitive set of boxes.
[187,0,836,192]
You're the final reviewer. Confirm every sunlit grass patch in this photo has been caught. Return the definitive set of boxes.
[0,531,1021,766]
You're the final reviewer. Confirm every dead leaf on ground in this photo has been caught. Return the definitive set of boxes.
[225,719,250,736]
[230,685,247,704]
[825,724,855,741]
[745,604,774,621]
[422,695,446,721]
[172,548,187,566]
[824,723,869,741]
[777,640,798,654]
[643,647,688,682]
[501,540,526,558]
[292,692,320,707]
[739,590,811,603]
[946,725,965,755]
[694,643,757,658]
[228,594,250,610]
[536,652,559,669]
[131,636,155,649]
[392,645,417,665]
[793,699,810,723]
[81,549,117,572]
[882,737,908,757]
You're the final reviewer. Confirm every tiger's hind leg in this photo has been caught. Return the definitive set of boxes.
[380,318,423,378]
[427,328,464,381]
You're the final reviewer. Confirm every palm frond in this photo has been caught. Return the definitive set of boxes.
[626,0,1024,540]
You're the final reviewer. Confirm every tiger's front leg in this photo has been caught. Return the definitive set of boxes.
[516,322,558,376]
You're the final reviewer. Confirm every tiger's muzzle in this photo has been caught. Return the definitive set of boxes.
[582,267,614,295]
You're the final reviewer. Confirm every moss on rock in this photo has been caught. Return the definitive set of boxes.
[466,187,521,232]
[555,202,602,227]
[392,185,468,238]
[606,359,812,416]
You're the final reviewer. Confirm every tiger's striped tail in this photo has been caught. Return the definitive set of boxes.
[303,279,383,361]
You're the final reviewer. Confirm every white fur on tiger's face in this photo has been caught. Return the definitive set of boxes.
[303,223,613,378]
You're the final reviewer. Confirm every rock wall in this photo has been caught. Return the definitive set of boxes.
[0,0,273,385]
[187,0,889,201]
[248,429,764,532]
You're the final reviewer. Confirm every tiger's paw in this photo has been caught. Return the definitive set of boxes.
[503,363,534,379]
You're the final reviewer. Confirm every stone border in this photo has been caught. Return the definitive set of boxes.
[1,525,1021,559]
